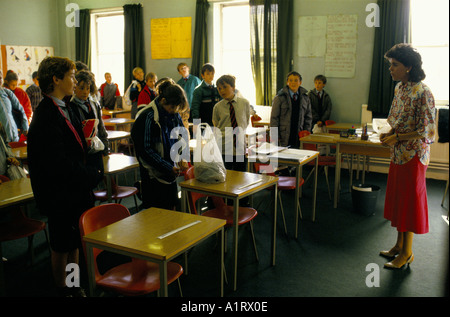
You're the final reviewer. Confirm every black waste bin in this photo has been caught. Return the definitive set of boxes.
[351,184,381,216]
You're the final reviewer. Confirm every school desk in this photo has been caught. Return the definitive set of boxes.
[0,177,34,296]
[103,118,135,131]
[102,154,139,202]
[179,169,278,291]
[82,207,226,297]
[102,108,131,118]
[106,130,131,153]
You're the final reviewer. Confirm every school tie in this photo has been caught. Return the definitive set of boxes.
[293,93,298,101]
[84,100,92,113]
[229,101,238,147]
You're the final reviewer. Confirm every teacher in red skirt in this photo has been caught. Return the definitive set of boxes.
[379,44,436,269]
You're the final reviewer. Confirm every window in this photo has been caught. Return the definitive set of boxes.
[213,2,256,105]
[411,0,449,104]
[90,10,125,94]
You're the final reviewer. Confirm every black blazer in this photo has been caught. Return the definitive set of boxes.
[27,95,103,215]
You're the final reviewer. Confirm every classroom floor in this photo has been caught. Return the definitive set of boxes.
[1,165,448,301]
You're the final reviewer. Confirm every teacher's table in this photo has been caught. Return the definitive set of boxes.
[325,123,361,133]
[334,136,390,208]
[0,177,34,296]
[103,154,139,202]
[82,207,226,297]
[179,170,278,291]
[103,118,135,131]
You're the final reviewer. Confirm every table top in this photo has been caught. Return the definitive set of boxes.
[103,109,131,116]
[103,118,135,126]
[180,169,278,198]
[83,207,226,261]
[11,146,28,160]
[103,154,139,174]
[0,177,34,209]
[106,130,131,141]
[326,123,361,131]
[300,133,384,146]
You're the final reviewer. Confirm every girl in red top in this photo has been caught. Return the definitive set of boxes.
[3,70,33,123]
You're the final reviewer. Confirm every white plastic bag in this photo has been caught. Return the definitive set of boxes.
[122,80,138,111]
[193,123,227,183]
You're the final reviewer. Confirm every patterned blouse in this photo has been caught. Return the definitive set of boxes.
[387,81,436,165]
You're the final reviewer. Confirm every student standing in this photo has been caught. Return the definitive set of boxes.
[129,67,146,118]
[99,72,121,110]
[131,78,189,210]
[379,44,436,269]
[176,62,201,111]
[308,74,332,129]
[212,74,251,172]
[270,71,312,148]
[191,63,221,127]
[3,70,33,123]
[137,72,158,109]
[27,57,103,297]
[26,71,43,112]
[0,70,28,143]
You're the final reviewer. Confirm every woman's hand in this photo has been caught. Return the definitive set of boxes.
[380,134,397,147]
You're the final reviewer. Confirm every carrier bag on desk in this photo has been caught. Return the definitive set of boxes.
[122,80,138,111]
[193,123,226,183]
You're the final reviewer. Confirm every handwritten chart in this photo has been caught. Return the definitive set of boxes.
[151,17,192,59]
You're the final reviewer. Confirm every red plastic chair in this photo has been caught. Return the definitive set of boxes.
[94,177,139,212]
[253,163,304,234]
[184,166,259,261]
[0,175,50,267]
[79,203,183,296]
[299,130,336,200]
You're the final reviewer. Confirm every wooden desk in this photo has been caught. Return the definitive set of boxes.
[103,118,135,131]
[83,207,226,297]
[103,154,139,201]
[179,170,278,291]
[325,123,361,132]
[266,148,320,232]
[0,177,34,296]
[102,109,131,118]
[106,130,131,153]
[0,177,34,210]
[10,146,27,161]
[300,133,389,208]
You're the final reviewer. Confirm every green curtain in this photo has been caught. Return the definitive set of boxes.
[191,0,210,77]
[367,0,411,117]
[124,4,145,87]
[250,0,293,106]
[75,9,91,68]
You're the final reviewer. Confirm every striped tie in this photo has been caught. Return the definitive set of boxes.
[229,101,237,147]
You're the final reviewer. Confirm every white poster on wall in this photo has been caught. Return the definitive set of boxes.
[298,16,327,57]
[324,15,358,78]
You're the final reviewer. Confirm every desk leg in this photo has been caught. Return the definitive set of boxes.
[160,262,168,297]
[219,227,224,297]
[312,156,318,222]
[0,243,5,296]
[232,197,239,291]
[272,183,277,266]
[85,243,96,297]
[334,144,341,208]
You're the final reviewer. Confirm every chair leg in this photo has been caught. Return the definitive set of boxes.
[133,195,139,212]
[249,221,259,262]
[277,192,288,234]
[324,166,332,200]
[442,179,449,207]
[177,278,183,297]
[27,235,35,266]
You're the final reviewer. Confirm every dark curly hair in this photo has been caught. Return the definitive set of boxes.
[156,78,188,113]
[384,43,426,82]
[38,56,76,94]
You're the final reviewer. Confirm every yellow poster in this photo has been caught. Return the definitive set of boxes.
[151,17,192,59]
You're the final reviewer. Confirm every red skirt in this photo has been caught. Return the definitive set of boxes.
[384,155,429,234]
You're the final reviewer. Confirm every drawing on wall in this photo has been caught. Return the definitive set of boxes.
[1,45,54,85]
[298,16,327,57]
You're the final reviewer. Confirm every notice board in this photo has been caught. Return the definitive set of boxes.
[151,17,192,59]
